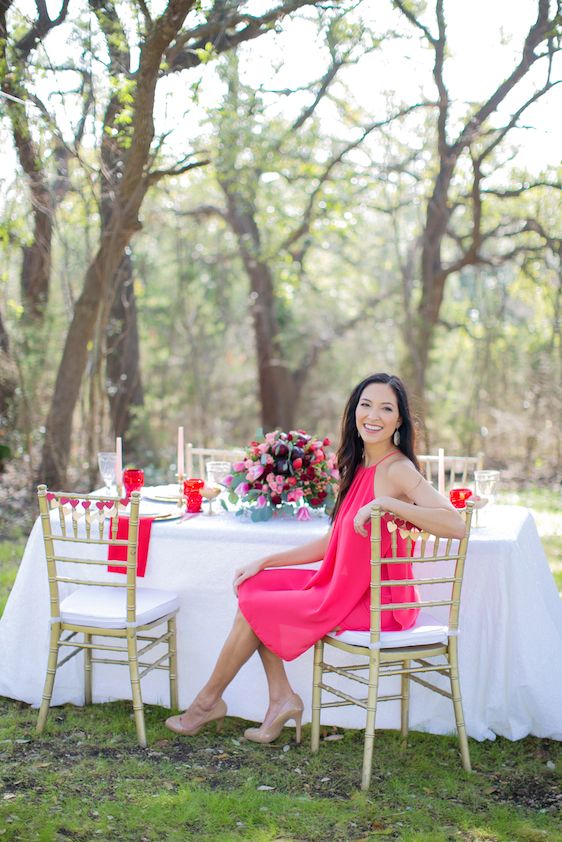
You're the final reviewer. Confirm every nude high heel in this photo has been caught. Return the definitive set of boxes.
[165,699,227,736]
[244,694,304,745]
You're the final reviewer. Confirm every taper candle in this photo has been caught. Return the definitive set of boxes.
[177,426,184,478]
[438,447,445,496]
[115,437,123,488]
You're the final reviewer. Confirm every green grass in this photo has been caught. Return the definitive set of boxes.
[0,532,25,616]
[1,489,561,841]
[0,697,561,842]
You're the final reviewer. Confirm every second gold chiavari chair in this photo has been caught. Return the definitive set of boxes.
[418,450,484,493]
[186,444,245,478]
[36,485,180,746]
[311,503,474,790]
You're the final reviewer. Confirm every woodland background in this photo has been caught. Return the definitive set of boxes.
[0,0,561,494]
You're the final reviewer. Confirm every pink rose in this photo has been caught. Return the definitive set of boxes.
[236,482,250,497]
[256,494,267,508]
[224,474,233,487]
[232,461,246,472]
[287,488,304,502]
[246,464,265,481]
[296,507,312,521]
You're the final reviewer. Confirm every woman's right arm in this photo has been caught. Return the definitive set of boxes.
[233,529,332,595]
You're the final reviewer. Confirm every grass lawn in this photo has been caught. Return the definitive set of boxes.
[1,698,561,842]
[1,488,561,841]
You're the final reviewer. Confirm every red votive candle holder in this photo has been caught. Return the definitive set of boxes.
[183,478,204,513]
[123,468,144,499]
[449,487,472,509]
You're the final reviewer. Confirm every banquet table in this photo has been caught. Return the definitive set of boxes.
[1,503,561,742]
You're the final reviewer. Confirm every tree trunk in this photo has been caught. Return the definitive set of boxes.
[106,252,145,445]
[38,0,197,487]
[39,226,135,486]
[0,310,17,424]
[221,189,299,430]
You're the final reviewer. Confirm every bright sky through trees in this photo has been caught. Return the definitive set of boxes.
[1,0,560,185]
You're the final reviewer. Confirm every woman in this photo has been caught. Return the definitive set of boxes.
[165,373,466,742]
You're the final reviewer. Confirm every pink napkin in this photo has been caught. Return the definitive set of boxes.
[107,516,154,577]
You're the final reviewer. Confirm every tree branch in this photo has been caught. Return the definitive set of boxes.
[146,157,210,184]
[15,0,71,59]
[392,0,436,45]
[280,101,434,254]
[164,0,334,73]
[454,0,559,151]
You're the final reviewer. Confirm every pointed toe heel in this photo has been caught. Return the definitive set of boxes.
[165,699,227,737]
[244,695,304,745]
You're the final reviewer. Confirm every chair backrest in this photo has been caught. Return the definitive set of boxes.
[37,485,140,623]
[368,503,474,646]
[417,450,484,493]
[185,444,245,479]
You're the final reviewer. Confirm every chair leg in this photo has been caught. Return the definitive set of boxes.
[449,641,471,772]
[37,623,61,733]
[361,654,381,791]
[400,659,410,750]
[84,633,93,706]
[126,630,146,747]
[168,616,178,710]
[310,640,324,753]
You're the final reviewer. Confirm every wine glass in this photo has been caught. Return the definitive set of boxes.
[97,451,117,494]
[474,470,500,526]
[205,462,232,514]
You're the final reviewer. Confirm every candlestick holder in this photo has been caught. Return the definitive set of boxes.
[176,473,184,508]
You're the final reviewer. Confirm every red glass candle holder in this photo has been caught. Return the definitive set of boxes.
[183,478,204,513]
[123,468,144,499]
[449,487,472,509]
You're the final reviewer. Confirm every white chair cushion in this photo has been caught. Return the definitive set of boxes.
[327,610,449,649]
[60,586,180,629]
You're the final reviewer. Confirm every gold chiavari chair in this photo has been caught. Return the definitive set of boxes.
[36,485,180,746]
[185,444,245,478]
[311,503,474,790]
[418,450,484,494]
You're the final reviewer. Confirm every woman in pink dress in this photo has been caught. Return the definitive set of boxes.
[165,373,466,742]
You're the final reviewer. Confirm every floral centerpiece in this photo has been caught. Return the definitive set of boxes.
[225,430,339,521]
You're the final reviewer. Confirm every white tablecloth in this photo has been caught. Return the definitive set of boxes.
[1,504,561,741]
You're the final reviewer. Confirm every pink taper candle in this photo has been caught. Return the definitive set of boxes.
[177,426,184,478]
[115,437,123,488]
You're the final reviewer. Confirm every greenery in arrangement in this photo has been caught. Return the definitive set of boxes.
[225,430,339,521]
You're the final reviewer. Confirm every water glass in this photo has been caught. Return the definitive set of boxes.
[474,470,500,526]
[206,461,232,488]
[98,451,117,493]
[474,470,500,504]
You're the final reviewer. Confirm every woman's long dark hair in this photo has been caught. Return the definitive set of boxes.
[331,373,420,522]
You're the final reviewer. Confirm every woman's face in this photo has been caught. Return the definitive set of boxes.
[355,382,401,446]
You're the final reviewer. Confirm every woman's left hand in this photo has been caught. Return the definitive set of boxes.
[353,497,392,536]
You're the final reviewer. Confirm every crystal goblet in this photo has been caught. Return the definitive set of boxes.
[205,461,232,515]
[97,451,117,494]
[474,470,500,526]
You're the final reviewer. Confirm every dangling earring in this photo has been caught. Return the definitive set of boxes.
[393,428,401,446]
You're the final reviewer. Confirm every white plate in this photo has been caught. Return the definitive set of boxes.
[142,484,182,503]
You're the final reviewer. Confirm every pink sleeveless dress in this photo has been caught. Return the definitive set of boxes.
[238,454,420,661]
